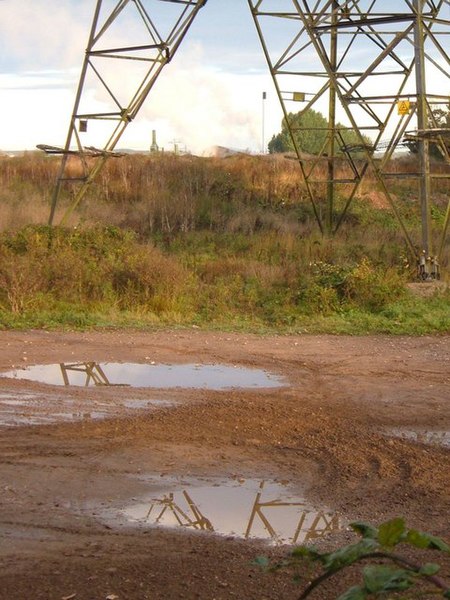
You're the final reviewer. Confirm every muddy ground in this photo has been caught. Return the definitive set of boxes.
[0,330,449,599]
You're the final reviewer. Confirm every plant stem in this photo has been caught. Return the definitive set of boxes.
[372,552,450,593]
[296,551,450,600]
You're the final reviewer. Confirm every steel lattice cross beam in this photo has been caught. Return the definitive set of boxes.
[46,0,449,278]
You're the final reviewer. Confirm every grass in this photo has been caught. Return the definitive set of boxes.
[2,299,449,335]
[0,153,449,335]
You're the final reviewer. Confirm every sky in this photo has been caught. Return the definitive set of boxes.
[0,0,283,155]
[0,1,447,155]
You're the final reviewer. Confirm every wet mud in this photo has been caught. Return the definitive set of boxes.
[0,330,448,599]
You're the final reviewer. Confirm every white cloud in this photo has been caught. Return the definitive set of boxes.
[0,89,73,150]
[1,0,448,154]
[128,45,282,154]
[0,0,286,153]
[0,35,283,153]
[0,1,91,71]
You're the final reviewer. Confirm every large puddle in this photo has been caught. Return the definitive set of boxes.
[1,362,285,390]
[106,477,342,546]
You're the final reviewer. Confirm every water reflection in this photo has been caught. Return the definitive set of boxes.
[2,362,285,390]
[0,390,176,428]
[59,362,125,387]
[386,427,450,448]
[121,479,341,545]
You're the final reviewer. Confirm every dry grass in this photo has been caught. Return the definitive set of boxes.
[0,151,448,273]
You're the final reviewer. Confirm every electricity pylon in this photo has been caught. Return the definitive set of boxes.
[248,0,449,278]
[46,0,449,278]
[45,0,208,226]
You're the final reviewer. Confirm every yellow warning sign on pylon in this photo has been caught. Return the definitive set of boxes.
[397,100,411,115]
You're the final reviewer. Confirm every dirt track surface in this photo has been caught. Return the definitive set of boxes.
[0,330,449,599]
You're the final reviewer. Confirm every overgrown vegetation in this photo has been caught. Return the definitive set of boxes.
[257,517,450,599]
[0,152,448,332]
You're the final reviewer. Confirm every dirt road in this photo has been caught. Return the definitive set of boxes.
[0,330,449,599]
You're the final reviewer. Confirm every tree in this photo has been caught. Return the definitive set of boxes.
[405,102,450,160]
[433,102,450,129]
[268,108,372,156]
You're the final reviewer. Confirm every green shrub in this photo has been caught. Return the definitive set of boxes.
[342,259,407,312]
[0,225,448,333]
[257,517,450,599]
[0,226,191,318]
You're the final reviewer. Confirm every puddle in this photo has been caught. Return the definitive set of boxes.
[0,390,177,428]
[122,399,173,410]
[1,362,285,390]
[0,392,36,402]
[109,477,341,546]
[386,427,450,448]
[3,413,100,427]
[0,398,33,407]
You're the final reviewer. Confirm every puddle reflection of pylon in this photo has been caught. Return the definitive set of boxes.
[300,512,340,543]
[60,362,110,386]
[139,481,340,544]
[244,481,340,545]
[144,492,214,531]
[59,362,128,387]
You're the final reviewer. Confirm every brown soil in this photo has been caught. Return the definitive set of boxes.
[0,330,449,599]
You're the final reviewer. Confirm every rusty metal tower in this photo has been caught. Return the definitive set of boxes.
[46,0,449,278]
[46,0,208,226]
[248,0,449,278]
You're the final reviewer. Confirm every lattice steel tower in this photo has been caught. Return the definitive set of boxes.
[46,0,449,278]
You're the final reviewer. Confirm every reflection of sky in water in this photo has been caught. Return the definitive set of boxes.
[121,478,341,546]
[0,390,176,428]
[386,428,450,448]
[2,362,285,390]
[0,392,37,401]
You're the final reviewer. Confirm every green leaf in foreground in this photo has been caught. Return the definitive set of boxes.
[419,563,441,576]
[253,556,270,568]
[323,539,379,572]
[291,546,323,561]
[337,585,367,600]
[350,522,378,540]
[363,565,412,593]
[278,518,450,599]
[407,529,450,552]
[377,517,406,547]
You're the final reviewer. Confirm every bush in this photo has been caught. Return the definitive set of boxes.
[0,226,191,318]
[342,259,407,312]
[0,226,448,334]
